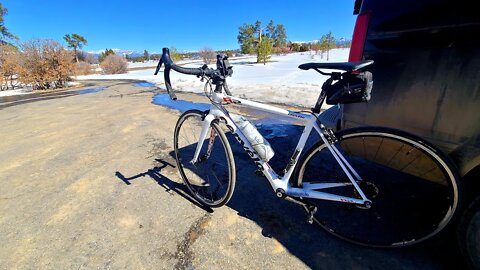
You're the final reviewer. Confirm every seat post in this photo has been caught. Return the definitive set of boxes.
[312,77,333,114]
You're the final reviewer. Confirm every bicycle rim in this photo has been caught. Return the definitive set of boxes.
[296,127,460,247]
[174,110,235,207]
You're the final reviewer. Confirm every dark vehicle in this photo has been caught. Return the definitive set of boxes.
[342,0,480,268]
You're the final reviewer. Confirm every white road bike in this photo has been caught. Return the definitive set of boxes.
[154,48,462,248]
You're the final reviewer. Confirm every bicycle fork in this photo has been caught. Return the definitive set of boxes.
[191,114,215,164]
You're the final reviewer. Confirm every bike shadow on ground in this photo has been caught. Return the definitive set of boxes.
[115,159,213,213]
[165,124,466,270]
[114,121,465,269]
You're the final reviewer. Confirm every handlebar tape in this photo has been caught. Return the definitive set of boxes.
[156,48,211,100]
[171,65,204,76]
[155,48,223,100]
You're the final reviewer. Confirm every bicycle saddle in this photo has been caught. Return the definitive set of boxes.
[298,60,373,72]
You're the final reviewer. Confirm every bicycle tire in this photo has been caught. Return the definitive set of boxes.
[294,126,462,247]
[458,195,480,270]
[174,109,236,207]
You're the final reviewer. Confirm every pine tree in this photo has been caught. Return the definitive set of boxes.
[237,23,257,54]
[289,42,299,52]
[99,48,115,63]
[257,38,272,65]
[238,20,287,63]
[143,49,149,62]
[63,34,87,63]
[274,24,287,48]
[321,31,336,60]
[266,20,275,40]
[0,4,18,45]
[300,43,309,52]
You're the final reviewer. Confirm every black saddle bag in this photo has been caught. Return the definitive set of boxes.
[325,71,373,105]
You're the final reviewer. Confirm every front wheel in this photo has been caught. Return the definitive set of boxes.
[174,110,236,207]
[294,126,462,247]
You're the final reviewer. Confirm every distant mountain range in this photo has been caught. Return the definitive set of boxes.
[87,49,161,58]
[291,37,351,45]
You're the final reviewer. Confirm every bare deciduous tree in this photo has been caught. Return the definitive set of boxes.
[100,54,128,74]
[75,61,93,75]
[199,47,216,64]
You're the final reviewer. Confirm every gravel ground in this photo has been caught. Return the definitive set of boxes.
[0,80,465,269]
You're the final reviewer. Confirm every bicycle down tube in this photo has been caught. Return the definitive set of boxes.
[191,91,371,206]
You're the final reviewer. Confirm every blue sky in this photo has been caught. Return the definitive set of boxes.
[2,0,357,53]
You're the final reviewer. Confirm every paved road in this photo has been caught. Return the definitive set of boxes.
[0,80,465,269]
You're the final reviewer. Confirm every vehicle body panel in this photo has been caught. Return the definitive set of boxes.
[343,0,480,176]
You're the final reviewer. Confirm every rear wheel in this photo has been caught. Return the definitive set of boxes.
[294,126,461,247]
[174,110,236,207]
[458,196,480,270]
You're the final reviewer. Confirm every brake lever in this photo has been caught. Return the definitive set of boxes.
[197,64,208,81]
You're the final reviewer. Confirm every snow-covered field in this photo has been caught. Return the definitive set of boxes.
[127,60,158,68]
[81,48,350,108]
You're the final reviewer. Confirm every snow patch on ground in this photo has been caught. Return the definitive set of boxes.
[78,49,350,108]
[0,81,82,97]
[0,88,33,97]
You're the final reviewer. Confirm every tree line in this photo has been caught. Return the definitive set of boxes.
[0,3,132,90]
[237,19,349,63]
[0,33,118,90]
[1,2,352,91]
[2,4,82,90]
[237,20,287,64]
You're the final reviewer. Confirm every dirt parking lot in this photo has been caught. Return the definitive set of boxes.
[0,80,465,269]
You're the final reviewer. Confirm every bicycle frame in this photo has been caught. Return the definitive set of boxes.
[191,91,370,206]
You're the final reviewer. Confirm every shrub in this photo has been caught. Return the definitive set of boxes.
[20,39,75,89]
[299,43,309,52]
[169,47,183,62]
[100,54,128,74]
[0,44,23,90]
[199,47,216,64]
[280,46,291,55]
[77,51,98,64]
[75,61,93,75]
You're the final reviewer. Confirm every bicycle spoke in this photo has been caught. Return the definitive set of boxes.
[373,137,384,161]
[399,149,422,172]
[296,127,459,247]
[174,110,235,207]
[386,143,404,167]
[212,161,227,168]
[211,170,225,189]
